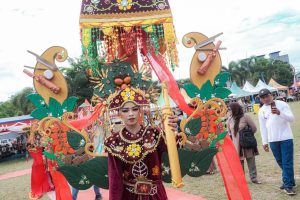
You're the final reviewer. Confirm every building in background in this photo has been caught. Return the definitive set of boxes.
[254,51,290,64]
[268,51,289,63]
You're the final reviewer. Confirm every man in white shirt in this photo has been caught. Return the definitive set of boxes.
[258,88,296,196]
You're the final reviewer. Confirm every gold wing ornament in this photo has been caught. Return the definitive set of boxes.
[182,32,223,88]
[24,46,69,105]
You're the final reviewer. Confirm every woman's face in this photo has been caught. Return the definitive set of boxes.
[119,102,140,126]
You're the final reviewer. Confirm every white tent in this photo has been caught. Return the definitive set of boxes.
[254,79,278,93]
[230,82,253,97]
[243,81,257,93]
[243,80,278,94]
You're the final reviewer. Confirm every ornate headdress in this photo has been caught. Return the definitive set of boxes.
[107,87,150,110]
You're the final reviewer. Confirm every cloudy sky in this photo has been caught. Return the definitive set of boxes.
[0,0,300,101]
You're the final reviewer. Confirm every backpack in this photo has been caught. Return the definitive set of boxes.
[239,125,257,148]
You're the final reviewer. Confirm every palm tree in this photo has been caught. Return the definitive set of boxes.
[227,61,244,86]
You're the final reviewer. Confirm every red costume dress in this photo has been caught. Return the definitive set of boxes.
[28,147,53,199]
[105,126,168,200]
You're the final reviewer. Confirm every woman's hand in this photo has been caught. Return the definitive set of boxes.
[167,115,179,132]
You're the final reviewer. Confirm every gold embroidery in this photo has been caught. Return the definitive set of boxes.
[152,165,160,176]
[123,170,130,179]
[119,127,148,144]
[104,129,163,164]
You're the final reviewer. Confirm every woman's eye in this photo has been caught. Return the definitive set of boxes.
[132,108,139,111]
[122,109,129,113]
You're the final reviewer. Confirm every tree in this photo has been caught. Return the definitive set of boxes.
[0,57,95,118]
[61,57,94,105]
[0,101,20,118]
[227,61,244,86]
[266,59,293,86]
[10,87,35,115]
[227,57,294,87]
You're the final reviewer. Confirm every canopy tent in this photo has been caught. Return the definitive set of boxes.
[243,81,256,93]
[255,79,278,93]
[0,115,34,133]
[230,82,253,98]
[243,80,278,94]
[268,78,288,90]
[291,82,300,88]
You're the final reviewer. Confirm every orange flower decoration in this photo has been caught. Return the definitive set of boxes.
[49,124,75,155]
[197,108,218,140]
[117,0,133,11]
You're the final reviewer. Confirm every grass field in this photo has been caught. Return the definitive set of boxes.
[0,156,32,175]
[0,101,299,200]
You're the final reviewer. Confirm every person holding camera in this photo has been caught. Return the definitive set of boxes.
[258,88,296,196]
[227,102,261,184]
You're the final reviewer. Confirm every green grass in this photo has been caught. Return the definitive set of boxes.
[0,102,299,199]
[0,174,49,200]
[0,157,32,175]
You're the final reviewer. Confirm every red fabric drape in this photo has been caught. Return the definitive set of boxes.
[140,37,251,200]
[216,136,252,200]
[69,104,103,130]
[28,148,53,199]
[47,160,72,200]
[140,49,194,115]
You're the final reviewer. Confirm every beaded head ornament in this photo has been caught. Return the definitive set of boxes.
[107,87,150,110]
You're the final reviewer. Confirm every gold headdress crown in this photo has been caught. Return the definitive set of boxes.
[107,87,149,110]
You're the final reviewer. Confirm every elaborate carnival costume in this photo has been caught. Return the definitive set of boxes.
[105,87,169,199]
[23,0,254,200]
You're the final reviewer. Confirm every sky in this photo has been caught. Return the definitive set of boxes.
[0,0,300,102]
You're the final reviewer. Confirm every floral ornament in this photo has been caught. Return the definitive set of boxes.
[121,87,135,101]
[140,185,149,193]
[152,165,160,176]
[161,163,170,176]
[197,108,218,140]
[189,162,200,173]
[126,143,142,157]
[79,175,90,185]
[49,124,75,155]
[117,0,133,10]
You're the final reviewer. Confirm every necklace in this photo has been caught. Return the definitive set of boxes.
[119,126,148,144]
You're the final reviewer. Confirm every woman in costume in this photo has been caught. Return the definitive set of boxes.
[104,87,179,200]
[27,121,54,199]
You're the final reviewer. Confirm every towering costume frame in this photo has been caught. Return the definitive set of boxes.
[24,1,252,199]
